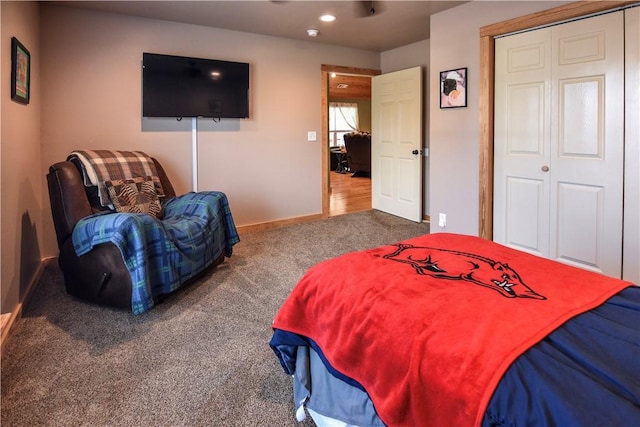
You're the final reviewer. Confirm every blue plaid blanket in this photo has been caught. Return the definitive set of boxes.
[72,191,240,315]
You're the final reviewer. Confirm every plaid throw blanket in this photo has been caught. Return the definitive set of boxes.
[72,191,240,315]
[68,150,164,208]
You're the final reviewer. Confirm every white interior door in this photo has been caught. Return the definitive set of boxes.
[494,11,624,277]
[371,66,423,222]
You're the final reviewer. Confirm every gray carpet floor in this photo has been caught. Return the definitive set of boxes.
[1,210,430,426]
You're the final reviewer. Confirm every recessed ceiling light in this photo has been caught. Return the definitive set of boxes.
[320,14,336,22]
[307,28,319,37]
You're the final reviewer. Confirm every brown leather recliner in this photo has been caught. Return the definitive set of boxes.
[344,132,371,176]
[47,158,223,310]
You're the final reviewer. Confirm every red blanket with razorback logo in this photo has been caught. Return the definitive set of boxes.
[272,233,633,427]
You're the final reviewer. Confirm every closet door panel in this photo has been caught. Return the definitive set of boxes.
[494,28,551,256]
[549,11,624,276]
[559,77,603,158]
[505,177,545,254]
[556,182,604,271]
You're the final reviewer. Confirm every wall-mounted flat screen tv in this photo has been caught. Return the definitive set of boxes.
[142,52,250,119]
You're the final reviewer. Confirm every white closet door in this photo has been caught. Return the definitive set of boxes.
[494,11,624,278]
[494,26,552,258]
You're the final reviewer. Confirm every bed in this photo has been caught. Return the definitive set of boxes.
[270,233,640,426]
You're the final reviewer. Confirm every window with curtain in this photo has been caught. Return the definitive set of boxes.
[329,102,359,147]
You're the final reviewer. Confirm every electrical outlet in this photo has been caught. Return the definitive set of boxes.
[438,213,447,228]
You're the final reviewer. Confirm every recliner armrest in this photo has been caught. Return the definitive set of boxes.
[47,161,93,250]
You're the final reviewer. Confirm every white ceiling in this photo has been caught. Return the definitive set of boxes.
[51,1,467,52]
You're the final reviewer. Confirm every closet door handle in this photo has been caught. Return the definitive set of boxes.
[541,165,550,172]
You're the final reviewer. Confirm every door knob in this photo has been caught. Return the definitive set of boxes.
[412,149,420,155]
[541,165,550,172]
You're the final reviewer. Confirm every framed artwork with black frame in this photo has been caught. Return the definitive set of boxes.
[440,67,467,109]
[11,37,31,105]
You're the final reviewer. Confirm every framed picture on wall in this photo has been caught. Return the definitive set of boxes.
[440,67,467,109]
[11,37,31,105]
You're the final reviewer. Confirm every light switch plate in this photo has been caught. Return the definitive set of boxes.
[307,131,317,141]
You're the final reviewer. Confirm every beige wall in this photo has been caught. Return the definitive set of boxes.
[39,4,381,257]
[1,1,42,314]
[429,1,568,235]
[356,100,372,133]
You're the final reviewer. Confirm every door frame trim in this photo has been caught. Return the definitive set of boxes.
[321,64,381,216]
[478,0,635,239]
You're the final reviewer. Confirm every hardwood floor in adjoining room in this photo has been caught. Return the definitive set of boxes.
[329,171,372,216]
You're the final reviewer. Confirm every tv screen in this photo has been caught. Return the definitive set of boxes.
[142,52,249,119]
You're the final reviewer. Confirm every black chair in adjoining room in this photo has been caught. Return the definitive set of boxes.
[343,132,371,177]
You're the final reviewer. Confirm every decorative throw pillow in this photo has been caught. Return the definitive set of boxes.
[105,176,163,219]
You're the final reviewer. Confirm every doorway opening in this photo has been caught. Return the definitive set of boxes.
[320,65,380,217]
